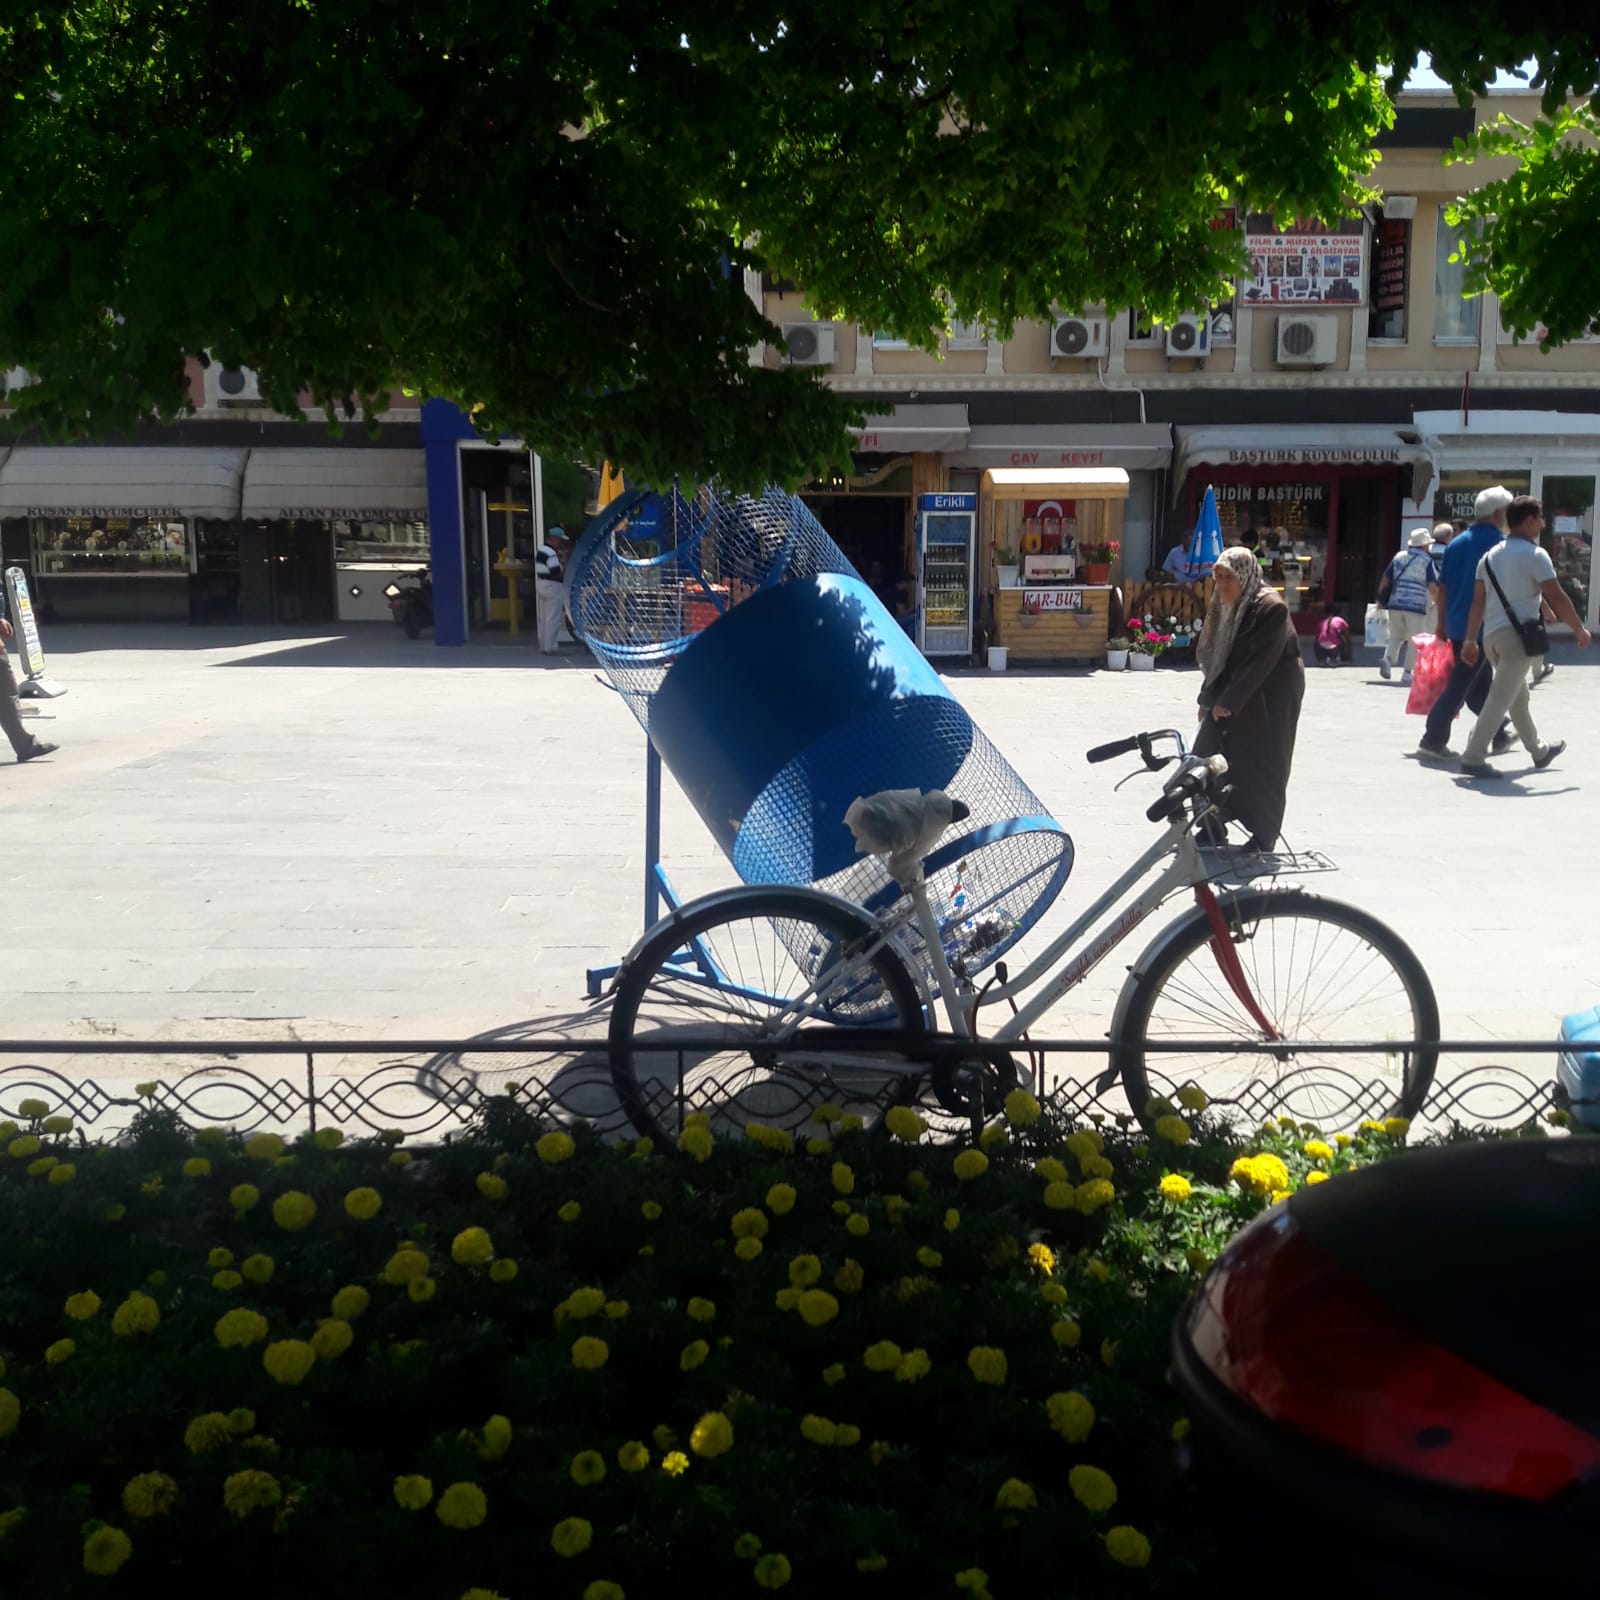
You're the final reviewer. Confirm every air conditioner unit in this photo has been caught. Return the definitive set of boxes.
[780,323,835,366]
[206,362,263,406]
[1276,314,1337,367]
[1049,316,1107,358]
[1164,313,1210,358]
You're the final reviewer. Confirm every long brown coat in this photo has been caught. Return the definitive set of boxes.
[1193,588,1306,849]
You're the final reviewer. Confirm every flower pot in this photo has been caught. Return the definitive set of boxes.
[987,645,1009,672]
[996,564,1019,589]
[1128,652,1155,672]
[1105,649,1129,671]
[1082,562,1111,585]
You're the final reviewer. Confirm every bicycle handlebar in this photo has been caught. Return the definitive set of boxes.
[1085,736,1139,764]
[1145,754,1230,824]
[1085,729,1188,769]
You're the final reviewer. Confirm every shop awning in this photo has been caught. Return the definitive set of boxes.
[0,446,246,518]
[948,423,1172,472]
[848,403,969,454]
[985,466,1130,500]
[240,448,429,521]
[1171,424,1437,503]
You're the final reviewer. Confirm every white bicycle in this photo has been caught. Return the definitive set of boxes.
[607,729,1440,1140]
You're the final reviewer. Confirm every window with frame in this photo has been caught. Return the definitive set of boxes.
[1433,212,1480,342]
[945,318,988,349]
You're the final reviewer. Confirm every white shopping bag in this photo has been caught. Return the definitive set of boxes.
[1364,603,1386,648]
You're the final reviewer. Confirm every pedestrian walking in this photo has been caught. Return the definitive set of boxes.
[1376,526,1442,683]
[1456,497,1592,776]
[534,532,572,654]
[0,618,56,763]
[1194,547,1306,851]
[1417,487,1515,760]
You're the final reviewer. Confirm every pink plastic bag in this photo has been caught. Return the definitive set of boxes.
[1405,633,1453,716]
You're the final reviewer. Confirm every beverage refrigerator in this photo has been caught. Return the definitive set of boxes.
[915,492,976,657]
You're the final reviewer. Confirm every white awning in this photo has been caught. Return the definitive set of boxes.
[948,423,1172,472]
[848,403,969,454]
[241,448,429,521]
[1171,424,1437,503]
[0,447,246,518]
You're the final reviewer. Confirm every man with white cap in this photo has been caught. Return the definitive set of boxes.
[1376,524,1442,684]
[1418,486,1515,760]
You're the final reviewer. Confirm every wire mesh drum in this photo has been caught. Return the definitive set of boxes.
[568,487,1073,982]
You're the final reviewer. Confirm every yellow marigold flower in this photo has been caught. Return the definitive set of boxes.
[490,1258,518,1282]
[462,1590,509,1600]
[843,1212,869,1237]
[1153,1115,1191,1145]
[1043,1180,1076,1211]
[214,1308,269,1349]
[557,1288,601,1321]
[1027,1242,1057,1276]
[1047,1390,1096,1443]
[1172,1417,1191,1441]
[830,1161,855,1195]
[222,1468,281,1518]
[863,1340,903,1373]
[408,1275,437,1302]
[182,1157,212,1179]
[383,1248,430,1285]
[913,1246,942,1269]
[47,1162,76,1185]
[813,1102,843,1123]
[262,1339,316,1386]
[0,1388,18,1438]
[1359,1118,1386,1135]
[967,1346,1007,1385]
[15,1097,47,1118]
[451,1226,495,1267]
[437,1482,489,1530]
[42,1113,73,1134]
[558,1200,581,1223]
[747,1121,795,1154]
[735,1531,763,1559]
[1384,1117,1411,1139]
[800,1414,837,1445]
[183,1413,233,1453]
[1229,1152,1290,1197]
[1302,1139,1334,1163]
[1042,1282,1068,1306]
[1105,1525,1152,1568]
[122,1472,178,1519]
[896,1273,937,1304]
[885,1106,927,1142]
[831,1199,851,1216]
[1145,1097,1177,1120]
[805,1137,832,1155]
[868,1440,891,1465]
[979,1123,1009,1151]
[690,1410,734,1457]
[633,1135,654,1157]
[837,1425,861,1447]
[734,1236,763,1261]
[393,1475,433,1511]
[7,1135,40,1159]
[570,1449,606,1486]
[536,1131,576,1164]
[687,1296,716,1322]
[82,1525,133,1576]
[45,1338,75,1365]
[857,1554,888,1572]
[64,1290,101,1321]
[681,1340,710,1371]
[1075,1178,1115,1213]
[730,1206,769,1239]
[389,1150,414,1167]
[677,1125,714,1162]
[906,1169,929,1191]
[786,1252,822,1289]
[1003,1088,1041,1127]
[111,1291,160,1337]
[272,1190,317,1231]
[244,1133,284,1161]
[1035,1156,1070,1182]
[641,1200,663,1221]
[331,1284,370,1320]
[834,1257,864,1293]
[1069,1463,1118,1514]
[1050,1318,1082,1348]
[797,1289,839,1327]
[954,1570,989,1594]
[896,1347,932,1383]
[1184,1248,1211,1273]
[684,1112,711,1130]
[840,1113,864,1133]
[311,1318,354,1361]
[310,1126,342,1150]
[617,1440,650,1472]
[194,1125,227,1147]
[343,1186,383,1220]
[1176,1084,1209,1111]
[765,1182,796,1215]
[229,1183,260,1213]
[661,1450,690,1476]
[1336,1132,1353,1148]
[26,1155,57,1176]
[104,1202,126,1222]
[207,1247,233,1269]
[952,1149,989,1181]
[995,1477,1038,1511]
[583,1585,625,1600]
[754,1553,792,1589]
[549,1514,593,1554]
[1101,1338,1119,1367]
[241,1253,275,1285]
[1158,1173,1193,1202]
[1306,1169,1330,1185]
[226,1408,255,1434]
[604,1299,629,1320]
[571,1336,609,1370]
[474,1414,511,1462]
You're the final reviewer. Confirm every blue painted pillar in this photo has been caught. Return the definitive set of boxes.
[421,399,475,647]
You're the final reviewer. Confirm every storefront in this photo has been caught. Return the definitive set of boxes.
[1171,425,1437,632]
[1414,409,1600,631]
[0,447,247,621]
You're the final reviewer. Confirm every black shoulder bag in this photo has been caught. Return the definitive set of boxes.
[1483,548,1549,657]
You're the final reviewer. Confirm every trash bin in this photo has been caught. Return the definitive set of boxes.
[987,646,1009,672]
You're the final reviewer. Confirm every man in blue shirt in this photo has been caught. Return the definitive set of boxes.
[1419,487,1514,758]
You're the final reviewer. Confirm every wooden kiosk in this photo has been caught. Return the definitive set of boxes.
[984,467,1129,663]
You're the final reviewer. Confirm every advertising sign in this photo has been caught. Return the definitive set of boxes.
[4,566,66,697]
[1243,215,1366,306]
[1021,588,1085,614]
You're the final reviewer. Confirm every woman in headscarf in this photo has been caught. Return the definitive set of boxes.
[1193,546,1306,851]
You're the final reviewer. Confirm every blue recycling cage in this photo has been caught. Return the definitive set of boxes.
[568,486,1074,995]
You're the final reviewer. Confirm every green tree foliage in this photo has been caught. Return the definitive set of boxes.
[0,4,1596,488]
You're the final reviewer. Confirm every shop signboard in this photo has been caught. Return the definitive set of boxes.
[1242,215,1365,306]
[4,565,66,697]
[1433,471,1531,526]
[1021,588,1085,614]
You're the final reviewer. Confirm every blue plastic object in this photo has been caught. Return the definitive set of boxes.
[1558,1006,1600,1128]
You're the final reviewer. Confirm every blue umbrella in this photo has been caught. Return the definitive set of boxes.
[1185,485,1224,579]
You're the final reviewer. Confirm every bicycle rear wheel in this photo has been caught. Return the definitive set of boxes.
[608,885,926,1143]
[1111,890,1439,1129]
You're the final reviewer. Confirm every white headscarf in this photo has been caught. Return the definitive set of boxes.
[1197,547,1263,686]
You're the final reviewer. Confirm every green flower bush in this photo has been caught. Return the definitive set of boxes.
[0,1091,1544,1596]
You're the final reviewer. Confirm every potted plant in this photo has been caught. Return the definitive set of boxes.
[1105,634,1130,671]
[1125,615,1173,671]
[995,543,1018,588]
[1080,540,1119,585]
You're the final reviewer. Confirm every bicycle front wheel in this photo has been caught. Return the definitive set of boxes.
[1111,891,1439,1129]
[608,886,926,1143]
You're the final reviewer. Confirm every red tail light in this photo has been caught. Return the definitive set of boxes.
[1187,1210,1600,1501]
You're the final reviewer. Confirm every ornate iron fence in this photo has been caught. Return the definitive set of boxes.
[0,1034,1576,1143]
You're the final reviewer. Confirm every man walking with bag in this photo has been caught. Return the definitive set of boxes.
[1376,525,1442,683]
[1418,486,1514,760]
[1457,496,1591,776]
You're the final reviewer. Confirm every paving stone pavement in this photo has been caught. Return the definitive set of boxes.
[0,624,1592,1130]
